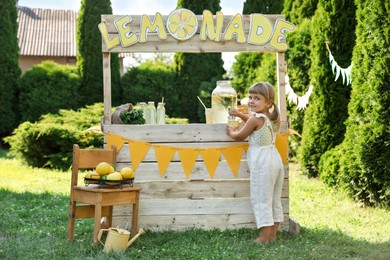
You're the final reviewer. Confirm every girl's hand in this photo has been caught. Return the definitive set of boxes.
[226,125,233,136]
[229,108,240,117]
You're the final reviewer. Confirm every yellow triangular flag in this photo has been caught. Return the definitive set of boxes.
[127,139,152,171]
[275,134,288,165]
[154,145,177,177]
[177,147,199,179]
[106,132,125,153]
[221,145,244,177]
[199,148,221,179]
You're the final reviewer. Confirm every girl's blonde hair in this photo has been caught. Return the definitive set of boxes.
[248,82,280,132]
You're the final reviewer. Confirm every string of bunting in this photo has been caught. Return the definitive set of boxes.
[285,44,353,110]
[105,131,297,179]
[285,73,314,110]
[326,43,353,85]
[106,132,249,179]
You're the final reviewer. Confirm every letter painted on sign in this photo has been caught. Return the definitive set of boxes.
[269,19,295,51]
[114,15,138,47]
[247,14,273,45]
[199,10,223,42]
[98,22,120,49]
[223,13,246,43]
[139,12,167,42]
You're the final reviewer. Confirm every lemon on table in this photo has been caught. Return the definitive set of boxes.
[90,172,100,180]
[96,162,111,175]
[167,9,198,41]
[106,172,123,185]
[109,164,116,173]
[120,167,135,179]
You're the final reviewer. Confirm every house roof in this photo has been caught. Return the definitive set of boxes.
[17,6,77,57]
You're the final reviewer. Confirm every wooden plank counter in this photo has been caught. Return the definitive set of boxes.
[103,123,290,231]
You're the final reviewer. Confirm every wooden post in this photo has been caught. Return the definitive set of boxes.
[276,52,287,129]
[103,52,112,124]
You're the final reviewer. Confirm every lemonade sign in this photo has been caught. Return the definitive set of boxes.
[98,9,295,52]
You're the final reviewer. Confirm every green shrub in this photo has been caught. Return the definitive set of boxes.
[0,0,20,135]
[77,0,121,106]
[18,61,81,123]
[39,103,104,130]
[298,0,356,177]
[121,60,178,117]
[318,146,342,187]
[165,117,189,124]
[4,103,104,170]
[285,19,312,158]
[319,0,390,208]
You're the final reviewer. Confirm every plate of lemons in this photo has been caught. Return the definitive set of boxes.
[84,162,135,187]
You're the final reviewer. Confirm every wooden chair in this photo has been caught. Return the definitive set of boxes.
[67,144,141,244]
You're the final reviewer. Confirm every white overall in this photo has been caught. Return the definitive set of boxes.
[247,113,284,228]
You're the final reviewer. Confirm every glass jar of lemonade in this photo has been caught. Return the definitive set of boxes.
[211,81,237,123]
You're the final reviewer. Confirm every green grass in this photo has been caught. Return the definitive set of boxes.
[0,150,389,259]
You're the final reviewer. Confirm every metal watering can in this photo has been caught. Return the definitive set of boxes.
[98,227,145,253]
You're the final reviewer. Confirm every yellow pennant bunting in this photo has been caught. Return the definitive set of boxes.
[106,132,125,153]
[154,145,177,177]
[127,139,152,171]
[177,148,199,179]
[199,148,221,179]
[221,145,244,176]
[275,134,288,165]
[275,129,303,165]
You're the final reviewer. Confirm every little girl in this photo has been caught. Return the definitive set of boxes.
[226,82,284,244]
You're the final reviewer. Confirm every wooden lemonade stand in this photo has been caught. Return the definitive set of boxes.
[99,10,299,233]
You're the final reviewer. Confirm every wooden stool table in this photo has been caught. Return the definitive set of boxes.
[68,185,141,244]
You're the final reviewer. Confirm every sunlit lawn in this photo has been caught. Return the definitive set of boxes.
[0,151,389,259]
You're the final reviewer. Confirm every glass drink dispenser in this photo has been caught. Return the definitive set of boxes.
[211,81,237,123]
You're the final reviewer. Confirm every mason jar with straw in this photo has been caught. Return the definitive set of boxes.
[197,96,213,124]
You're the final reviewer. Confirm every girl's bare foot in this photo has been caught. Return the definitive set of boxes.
[254,237,270,244]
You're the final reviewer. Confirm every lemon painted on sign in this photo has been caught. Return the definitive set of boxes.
[98,8,295,51]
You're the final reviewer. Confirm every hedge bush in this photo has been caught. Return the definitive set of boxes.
[121,60,178,117]
[298,0,356,177]
[4,103,104,170]
[18,61,81,123]
[4,102,190,170]
[283,19,312,157]
[319,0,390,208]
[0,0,20,135]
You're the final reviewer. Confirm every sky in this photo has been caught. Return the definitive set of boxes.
[18,0,244,71]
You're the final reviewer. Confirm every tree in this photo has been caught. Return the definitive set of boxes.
[18,61,81,122]
[299,0,356,177]
[0,0,21,139]
[282,0,318,157]
[121,59,178,117]
[319,0,390,207]
[174,0,225,122]
[283,19,313,156]
[283,0,319,25]
[243,0,284,14]
[232,0,284,96]
[77,0,121,106]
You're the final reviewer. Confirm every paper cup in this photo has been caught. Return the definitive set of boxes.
[205,108,213,124]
